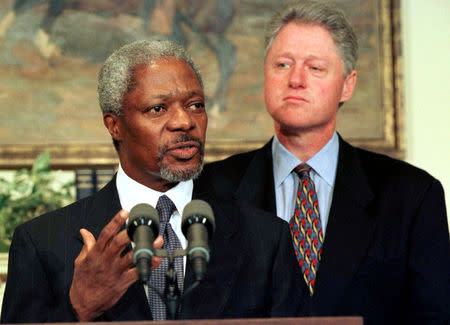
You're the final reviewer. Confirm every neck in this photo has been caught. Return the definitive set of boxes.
[119,163,178,193]
[275,123,335,162]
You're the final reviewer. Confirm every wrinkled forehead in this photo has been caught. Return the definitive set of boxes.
[128,58,203,94]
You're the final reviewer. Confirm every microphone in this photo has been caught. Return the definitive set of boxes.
[181,200,215,281]
[127,203,160,283]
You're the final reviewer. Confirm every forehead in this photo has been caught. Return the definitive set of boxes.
[131,58,202,91]
[269,22,338,58]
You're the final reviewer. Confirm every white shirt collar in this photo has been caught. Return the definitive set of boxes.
[116,164,193,215]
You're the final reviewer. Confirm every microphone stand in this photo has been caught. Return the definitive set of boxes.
[148,249,204,320]
[164,255,181,320]
[150,248,186,320]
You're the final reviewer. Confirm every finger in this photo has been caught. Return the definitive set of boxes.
[77,228,96,260]
[118,250,137,272]
[151,236,163,269]
[96,210,128,251]
[118,268,139,292]
[118,236,163,271]
[151,256,163,270]
[105,229,132,259]
[153,235,164,249]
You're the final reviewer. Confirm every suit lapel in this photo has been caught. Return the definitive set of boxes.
[313,138,375,315]
[78,177,122,239]
[181,192,241,318]
[234,140,277,214]
[75,177,152,320]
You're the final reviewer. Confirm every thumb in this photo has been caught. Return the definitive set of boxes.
[151,235,164,270]
[153,235,164,249]
[78,228,96,259]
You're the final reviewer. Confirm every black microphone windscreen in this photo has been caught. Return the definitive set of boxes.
[181,200,215,234]
[127,203,160,239]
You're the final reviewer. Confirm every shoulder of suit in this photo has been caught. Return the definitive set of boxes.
[16,179,115,235]
[202,141,271,178]
[15,194,93,236]
[343,140,439,187]
[205,147,261,170]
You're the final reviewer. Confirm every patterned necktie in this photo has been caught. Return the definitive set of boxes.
[148,195,184,320]
[289,164,324,295]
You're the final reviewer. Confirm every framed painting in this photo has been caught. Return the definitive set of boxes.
[0,0,402,168]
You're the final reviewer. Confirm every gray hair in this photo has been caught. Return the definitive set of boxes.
[98,40,203,116]
[265,0,358,76]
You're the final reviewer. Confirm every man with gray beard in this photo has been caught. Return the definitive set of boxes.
[1,40,306,322]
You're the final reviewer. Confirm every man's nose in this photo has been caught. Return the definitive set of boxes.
[289,66,306,88]
[167,105,195,131]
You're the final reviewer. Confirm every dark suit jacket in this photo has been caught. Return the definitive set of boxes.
[1,178,306,323]
[196,137,450,325]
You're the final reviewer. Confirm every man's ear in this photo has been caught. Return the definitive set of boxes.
[340,70,357,103]
[103,113,122,141]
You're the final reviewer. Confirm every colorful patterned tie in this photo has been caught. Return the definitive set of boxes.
[289,164,324,295]
[148,195,184,320]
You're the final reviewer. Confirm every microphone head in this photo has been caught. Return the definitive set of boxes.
[181,200,215,238]
[127,203,160,240]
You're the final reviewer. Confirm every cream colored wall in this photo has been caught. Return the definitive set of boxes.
[402,0,450,219]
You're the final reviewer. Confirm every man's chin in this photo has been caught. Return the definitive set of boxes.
[159,163,204,183]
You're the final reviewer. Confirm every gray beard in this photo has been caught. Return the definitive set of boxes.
[159,159,204,183]
[157,133,205,183]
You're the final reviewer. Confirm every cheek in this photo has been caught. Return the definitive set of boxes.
[314,79,328,95]
[324,78,345,99]
[315,81,338,105]
[264,72,282,91]
[129,124,161,154]
[264,77,280,107]
[136,136,158,158]
[195,114,208,140]
[199,123,207,142]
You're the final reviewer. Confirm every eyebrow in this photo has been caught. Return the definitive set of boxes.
[275,52,328,62]
[151,90,204,100]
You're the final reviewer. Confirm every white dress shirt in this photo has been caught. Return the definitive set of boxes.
[116,164,193,261]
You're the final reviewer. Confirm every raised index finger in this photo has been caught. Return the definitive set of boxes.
[96,210,129,251]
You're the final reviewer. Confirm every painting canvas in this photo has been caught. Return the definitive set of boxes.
[0,0,401,166]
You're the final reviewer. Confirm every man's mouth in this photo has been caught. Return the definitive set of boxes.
[166,141,201,160]
[284,95,309,103]
[159,133,204,162]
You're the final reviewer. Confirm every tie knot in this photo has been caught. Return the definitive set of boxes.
[294,164,311,179]
[156,195,176,224]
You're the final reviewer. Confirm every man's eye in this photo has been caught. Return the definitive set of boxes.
[277,62,290,68]
[310,66,324,72]
[188,102,205,111]
[144,106,164,113]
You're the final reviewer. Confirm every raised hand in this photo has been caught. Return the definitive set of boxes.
[69,210,163,321]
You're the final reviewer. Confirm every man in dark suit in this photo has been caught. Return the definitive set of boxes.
[196,1,450,325]
[1,40,305,322]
